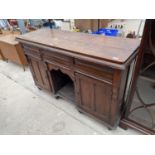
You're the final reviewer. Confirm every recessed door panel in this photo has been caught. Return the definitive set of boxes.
[76,73,112,121]
[27,56,51,91]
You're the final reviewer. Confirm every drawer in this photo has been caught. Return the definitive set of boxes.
[41,49,74,68]
[75,59,114,82]
[23,45,41,59]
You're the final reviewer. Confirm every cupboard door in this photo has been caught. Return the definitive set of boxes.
[27,56,51,91]
[76,73,112,122]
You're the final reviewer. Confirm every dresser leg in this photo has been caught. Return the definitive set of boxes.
[78,110,83,114]
[38,87,42,90]
[55,95,60,99]
[22,65,26,71]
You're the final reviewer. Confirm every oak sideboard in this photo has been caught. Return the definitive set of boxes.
[16,28,140,129]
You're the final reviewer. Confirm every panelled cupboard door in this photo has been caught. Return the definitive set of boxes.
[27,56,51,91]
[75,73,112,122]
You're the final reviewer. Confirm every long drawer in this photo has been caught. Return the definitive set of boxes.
[41,49,74,68]
[23,45,41,60]
[75,59,114,83]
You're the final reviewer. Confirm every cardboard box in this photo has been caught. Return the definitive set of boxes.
[74,19,110,32]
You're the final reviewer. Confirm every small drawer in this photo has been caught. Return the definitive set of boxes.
[75,59,114,82]
[42,49,74,68]
[23,45,41,59]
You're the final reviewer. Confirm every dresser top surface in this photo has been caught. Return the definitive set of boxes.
[0,34,19,45]
[16,28,140,64]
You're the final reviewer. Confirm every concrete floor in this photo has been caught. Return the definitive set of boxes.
[0,60,141,134]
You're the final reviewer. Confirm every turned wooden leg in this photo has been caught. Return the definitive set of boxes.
[23,65,26,71]
[108,127,112,130]
[55,96,60,99]
[78,110,83,114]
[38,87,42,90]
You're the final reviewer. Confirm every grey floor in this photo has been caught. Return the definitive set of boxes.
[0,60,140,134]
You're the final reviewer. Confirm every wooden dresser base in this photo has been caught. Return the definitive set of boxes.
[16,29,140,130]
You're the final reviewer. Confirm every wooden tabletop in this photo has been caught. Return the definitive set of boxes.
[0,34,19,45]
[16,28,140,64]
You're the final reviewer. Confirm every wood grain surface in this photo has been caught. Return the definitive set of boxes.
[16,28,140,64]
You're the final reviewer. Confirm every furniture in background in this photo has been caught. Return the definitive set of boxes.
[16,20,28,34]
[74,19,110,32]
[0,29,20,60]
[0,29,20,36]
[29,19,43,28]
[17,28,140,129]
[0,19,10,30]
[0,34,27,70]
[0,48,5,60]
[8,19,19,32]
[8,19,38,34]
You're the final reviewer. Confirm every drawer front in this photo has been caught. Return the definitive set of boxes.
[41,49,74,68]
[23,45,41,60]
[75,59,114,82]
